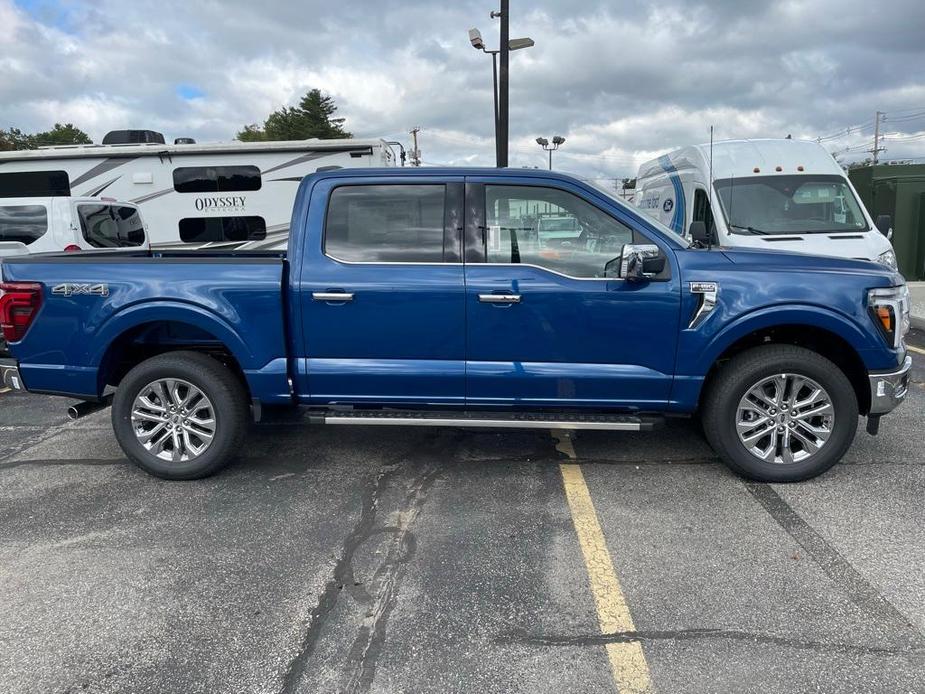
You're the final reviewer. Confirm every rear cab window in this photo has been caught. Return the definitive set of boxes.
[77,204,146,248]
[0,204,49,245]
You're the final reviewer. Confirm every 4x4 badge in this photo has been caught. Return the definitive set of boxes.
[52,283,109,297]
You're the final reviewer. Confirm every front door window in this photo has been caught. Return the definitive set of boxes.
[485,185,634,279]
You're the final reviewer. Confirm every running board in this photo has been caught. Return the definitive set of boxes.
[309,410,661,431]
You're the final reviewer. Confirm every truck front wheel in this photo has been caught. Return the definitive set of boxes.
[112,351,248,480]
[702,345,858,482]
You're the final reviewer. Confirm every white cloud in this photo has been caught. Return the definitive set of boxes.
[2,0,925,176]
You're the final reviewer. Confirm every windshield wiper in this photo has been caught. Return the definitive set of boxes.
[728,223,770,236]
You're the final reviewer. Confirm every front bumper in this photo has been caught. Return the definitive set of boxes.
[0,358,24,391]
[868,355,912,415]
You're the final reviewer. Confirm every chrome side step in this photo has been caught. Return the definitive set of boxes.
[310,410,660,431]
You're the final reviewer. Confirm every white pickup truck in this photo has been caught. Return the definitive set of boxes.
[0,196,148,258]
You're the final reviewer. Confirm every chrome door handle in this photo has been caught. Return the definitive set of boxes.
[478,293,521,304]
[312,292,354,302]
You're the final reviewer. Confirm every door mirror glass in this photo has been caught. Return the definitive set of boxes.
[875,214,893,240]
[619,243,664,281]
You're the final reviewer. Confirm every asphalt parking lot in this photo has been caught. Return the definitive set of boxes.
[1,337,923,693]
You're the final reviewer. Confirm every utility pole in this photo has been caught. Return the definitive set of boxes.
[409,127,422,167]
[497,0,509,167]
[870,111,886,165]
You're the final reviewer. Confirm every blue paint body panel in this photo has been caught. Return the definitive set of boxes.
[0,167,905,415]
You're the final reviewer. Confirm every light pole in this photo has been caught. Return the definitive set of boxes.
[469,15,534,167]
[536,136,565,170]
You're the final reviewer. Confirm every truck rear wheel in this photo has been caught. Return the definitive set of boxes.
[112,351,248,480]
[702,345,858,482]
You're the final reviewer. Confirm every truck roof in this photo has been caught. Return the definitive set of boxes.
[308,166,593,182]
[638,138,843,181]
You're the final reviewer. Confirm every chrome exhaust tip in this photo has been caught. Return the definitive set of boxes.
[67,394,113,421]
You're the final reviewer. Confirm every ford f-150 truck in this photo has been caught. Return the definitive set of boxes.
[0,168,912,481]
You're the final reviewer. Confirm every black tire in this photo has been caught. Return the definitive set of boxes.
[702,345,858,482]
[112,351,248,480]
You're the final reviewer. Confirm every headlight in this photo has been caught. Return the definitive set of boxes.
[868,285,910,349]
[877,249,897,270]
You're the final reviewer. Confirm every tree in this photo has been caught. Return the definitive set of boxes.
[32,123,92,147]
[0,123,92,151]
[236,124,267,142]
[0,127,35,151]
[236,89,352,142]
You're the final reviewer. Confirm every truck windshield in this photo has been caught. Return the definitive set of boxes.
[714,174,869,235]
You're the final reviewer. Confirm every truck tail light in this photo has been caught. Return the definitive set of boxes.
[0,282,43,342]
[64,244,81,252]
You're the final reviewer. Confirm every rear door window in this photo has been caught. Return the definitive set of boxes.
[78,204,146,247]
[0,205,48,245]
[324,184,447,262]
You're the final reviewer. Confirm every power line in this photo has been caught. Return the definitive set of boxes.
[883,131,925,143]
[886,110,925,123]
[884,105,925,116]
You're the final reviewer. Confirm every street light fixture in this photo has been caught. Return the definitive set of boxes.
[536,135,566,170]
[469,4,534,167]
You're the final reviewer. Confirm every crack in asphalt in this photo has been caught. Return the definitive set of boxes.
[746,482,925,649]
[499,626,925,659]
[279,432,453,694]
[0,420,95,464]
[338,462,443,694]
[0,457,124,471]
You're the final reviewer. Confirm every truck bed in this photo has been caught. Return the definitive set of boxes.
[1,250,290,401]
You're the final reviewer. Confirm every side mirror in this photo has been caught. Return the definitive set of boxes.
[875,214,893,240]
[689,221,710,246]
[617,243,664,281]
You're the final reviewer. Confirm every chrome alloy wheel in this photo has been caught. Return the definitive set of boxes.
[131,379,216,462]
[735,373,834,465]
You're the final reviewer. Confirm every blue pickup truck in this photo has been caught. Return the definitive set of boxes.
[0,168,912,481]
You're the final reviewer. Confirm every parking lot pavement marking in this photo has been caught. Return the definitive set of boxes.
[554,431,654,694]
[907,344,925,356]
[0,387,10,394]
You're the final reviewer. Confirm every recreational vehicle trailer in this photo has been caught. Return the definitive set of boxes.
[0,134,398,250]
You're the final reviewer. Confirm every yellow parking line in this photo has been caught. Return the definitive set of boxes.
[0,387,10,394]
[556,432,654,694]
[907,345,925,356]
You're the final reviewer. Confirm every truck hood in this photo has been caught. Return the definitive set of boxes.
[719,246,902,284]
[719,230,891,263]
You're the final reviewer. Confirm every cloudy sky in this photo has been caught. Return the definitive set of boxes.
[3,0,925,184]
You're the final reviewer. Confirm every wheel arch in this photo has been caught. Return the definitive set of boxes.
[700,323,871,415]
[94,304,253,396]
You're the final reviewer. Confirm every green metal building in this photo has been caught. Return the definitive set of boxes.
[849,163,925,280]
